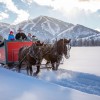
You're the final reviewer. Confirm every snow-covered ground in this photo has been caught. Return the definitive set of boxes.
[0,68,100,100]
[0,47,100,100]
[60,47,100,76]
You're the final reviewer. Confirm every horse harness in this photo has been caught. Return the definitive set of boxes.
[29,44,42,61]
[18,44,42,65]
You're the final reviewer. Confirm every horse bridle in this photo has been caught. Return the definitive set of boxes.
[62,38,71,59]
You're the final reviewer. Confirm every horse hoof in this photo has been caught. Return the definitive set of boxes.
[33,73,38,76]
[52,67,56,70]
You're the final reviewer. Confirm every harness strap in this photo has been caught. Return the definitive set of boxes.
[29,45,42,61]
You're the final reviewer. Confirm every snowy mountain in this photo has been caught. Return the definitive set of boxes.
[58,24,100,39]
[0,16,100,45]
[0,22,10,29]
[15,16,74,41]
[0,22,15,38]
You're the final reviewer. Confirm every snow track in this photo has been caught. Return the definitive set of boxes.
[39,69,100,96]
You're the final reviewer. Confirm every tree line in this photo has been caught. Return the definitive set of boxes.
[71,38,100,46]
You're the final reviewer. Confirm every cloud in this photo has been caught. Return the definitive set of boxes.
[14,9,29,24]
[79,0,100,1]
[21,0,33,5]
[0,12,9,20]
[33,0,100,13]
[0,0,29,24]
[78,0,89,1]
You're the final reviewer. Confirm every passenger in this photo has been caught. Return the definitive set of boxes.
[8,31,15,41]
[15,28,27,40]
[32,35,38,42]
[32,35,43,46]
[27,33,32,41]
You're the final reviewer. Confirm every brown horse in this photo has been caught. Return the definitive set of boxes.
[18,43,43,76]
[42,38,71,70]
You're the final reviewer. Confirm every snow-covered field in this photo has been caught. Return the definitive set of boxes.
[60,47,100,76]
[0,47,100,100]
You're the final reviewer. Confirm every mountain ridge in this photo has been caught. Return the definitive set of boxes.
[0,15,100,46]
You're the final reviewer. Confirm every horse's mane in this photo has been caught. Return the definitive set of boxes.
[52,39,65,55]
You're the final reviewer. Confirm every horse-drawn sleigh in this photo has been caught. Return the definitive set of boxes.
[0,39,71,76]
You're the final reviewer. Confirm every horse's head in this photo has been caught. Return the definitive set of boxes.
[59,38,71,59]
[55,38,71,59]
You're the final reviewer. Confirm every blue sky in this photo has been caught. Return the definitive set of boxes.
[0,0,100,31]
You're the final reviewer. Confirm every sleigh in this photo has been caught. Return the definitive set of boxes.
[0,40,33,68]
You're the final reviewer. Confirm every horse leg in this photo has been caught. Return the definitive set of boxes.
[56,62,60,70]
[51,63,55,70]
[34,59,42,76]
[25,61,29,75]
[27,63,33,76]
[26,66,29,75]
[46,61,51,70]
[29,65,33,76]
[27,66,32,76]
[34,65,40,76]
[18,61,22,73]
